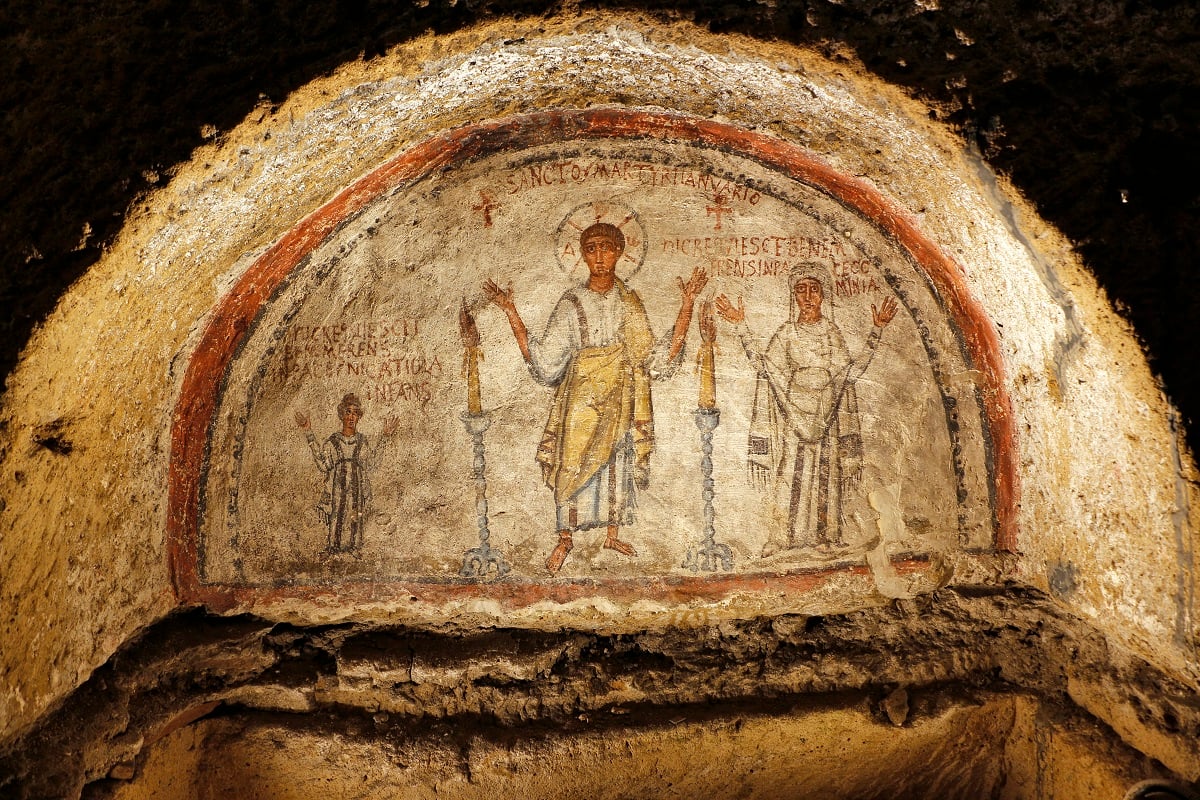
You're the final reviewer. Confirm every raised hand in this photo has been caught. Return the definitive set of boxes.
[872,296,899,328]
[665,268,711,363]
[382,416,400,436]
[677,267,709,302]
[294,411,311,431]
[714,294,745,325]
[483,279,516,314]
[483,278,532,362]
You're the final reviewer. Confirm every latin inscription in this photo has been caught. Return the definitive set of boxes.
[278,319,440,409]
[505,160,763,207]
[662,234,883,293]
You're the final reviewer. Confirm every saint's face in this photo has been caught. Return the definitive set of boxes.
[793,278,823,323]
[582,236,622,279]
[340,404,362,432]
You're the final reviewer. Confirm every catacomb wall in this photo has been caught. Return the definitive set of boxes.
[1,12,1198,798]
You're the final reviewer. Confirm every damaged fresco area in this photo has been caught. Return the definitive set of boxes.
[190,129,1000,602]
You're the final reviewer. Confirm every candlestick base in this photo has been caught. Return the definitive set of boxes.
[458,410,511,579]
[684,539,734,573]
[684,408,733,573]
[461,542,511,579]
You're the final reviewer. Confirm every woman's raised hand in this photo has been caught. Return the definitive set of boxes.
[714,294,745,324]
[872,295,899,328]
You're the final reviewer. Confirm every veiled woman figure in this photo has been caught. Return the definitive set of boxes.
[716,263,897,556]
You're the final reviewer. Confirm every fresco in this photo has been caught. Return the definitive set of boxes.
[179,112,1011,604]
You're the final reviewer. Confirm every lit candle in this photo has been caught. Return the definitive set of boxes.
[459,299,483,415]
[698,299,717,410]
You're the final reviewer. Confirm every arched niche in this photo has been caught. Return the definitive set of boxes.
[171,109,1016,616]
[1,20,1194,766]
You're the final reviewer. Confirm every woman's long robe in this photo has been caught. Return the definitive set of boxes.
[735,317,881,550]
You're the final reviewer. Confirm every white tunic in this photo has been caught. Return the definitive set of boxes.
[528,285,681,386]
[526,283,683,531]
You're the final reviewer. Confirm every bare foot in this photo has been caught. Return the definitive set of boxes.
[546,534,573,573]
[603,536,637,557]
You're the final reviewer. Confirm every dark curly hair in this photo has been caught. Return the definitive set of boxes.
[336,393,363,420]
[580,222,625,252]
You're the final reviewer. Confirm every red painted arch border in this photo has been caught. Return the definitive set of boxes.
[168,108,1018,609]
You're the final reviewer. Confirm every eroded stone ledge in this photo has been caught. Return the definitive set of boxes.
[1,585,1197,798]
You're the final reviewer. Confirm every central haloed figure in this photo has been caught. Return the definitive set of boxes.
[485,221,707,573]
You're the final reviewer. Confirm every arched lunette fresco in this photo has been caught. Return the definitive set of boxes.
[169,109,1017,612]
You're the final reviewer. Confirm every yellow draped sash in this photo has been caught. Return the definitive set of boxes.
[536,283,654,504]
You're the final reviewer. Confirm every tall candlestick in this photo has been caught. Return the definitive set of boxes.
[459,409,510,579]
[457,296,508,579]
[684,407,732,572]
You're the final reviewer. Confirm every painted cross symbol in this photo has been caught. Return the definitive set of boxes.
[707,194,732,230]
[472,191,498,227]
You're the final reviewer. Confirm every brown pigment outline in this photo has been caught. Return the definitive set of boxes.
[168,108,1018,611]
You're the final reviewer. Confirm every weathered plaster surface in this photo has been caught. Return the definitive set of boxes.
[1,15,1196,765]
[174,111,1007,624]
